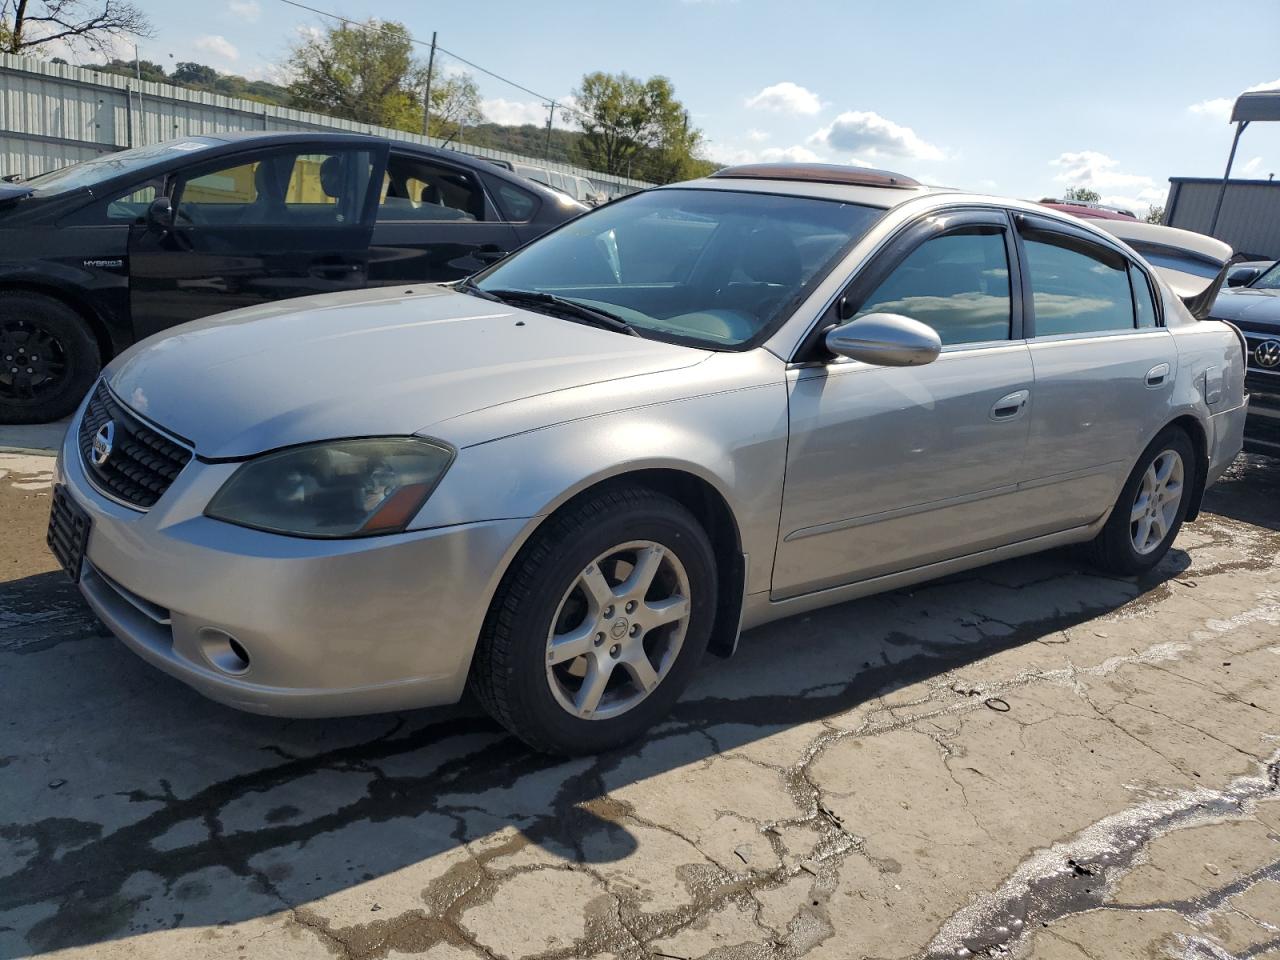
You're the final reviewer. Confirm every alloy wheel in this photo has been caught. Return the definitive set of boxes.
[545,540,691,721]
[1130,449,1184,555]
[0,320,68,401]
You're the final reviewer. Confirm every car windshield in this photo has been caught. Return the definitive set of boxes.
[23,138,219,196]
[1252,262,1280,290]
[474,188,885,348]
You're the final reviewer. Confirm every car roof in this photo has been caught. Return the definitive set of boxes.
[672,166,947,208]
[99,131,583,210]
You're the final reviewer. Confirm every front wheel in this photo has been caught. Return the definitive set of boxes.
[470,485,717,755]
[1089,426,1196,576]
[0,292,101,424]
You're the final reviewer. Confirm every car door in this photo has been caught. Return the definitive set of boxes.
[127,142,385,339]
[367,151,520,285]
[772,209,1038,600]
[1014,213,1179,531]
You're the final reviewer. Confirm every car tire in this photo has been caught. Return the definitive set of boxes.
[1089,426,1197,577]
[470,484,717,755]
[0,292,101,424]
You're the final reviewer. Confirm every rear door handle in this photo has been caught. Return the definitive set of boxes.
[1145,362,1171,388]
[990,389,1030,421]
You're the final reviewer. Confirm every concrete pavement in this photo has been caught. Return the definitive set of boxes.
[0,450,1277,960]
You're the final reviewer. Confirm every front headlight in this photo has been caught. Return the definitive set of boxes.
[205,438,454,538]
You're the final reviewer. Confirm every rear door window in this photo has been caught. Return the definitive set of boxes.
[377,155,488,222]
[1131,267,1159,328]
[1021,232,1135,336]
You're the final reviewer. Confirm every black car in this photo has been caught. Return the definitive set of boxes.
[1210,259,1280,457]
[0,132,586,422]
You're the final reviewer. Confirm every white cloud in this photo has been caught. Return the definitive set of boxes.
[1049,150,1166,215]
[746,128,770,143]
[1188,97,1232,122]
[1188,77,1280,122]
[810,110,945,163]
[228,0,261,21]
[760,145,822,163]
[744,82,822,116]
[195,34,239,61]
[705,142,821,166]
[1241,156,1266,176]
[480,98,576,130]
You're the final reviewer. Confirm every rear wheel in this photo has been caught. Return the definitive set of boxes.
[470,485,717,755]
[0,292,101,424]
[1089,426,1196,576]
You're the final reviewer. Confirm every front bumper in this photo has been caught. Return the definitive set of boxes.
[57,423,529,717]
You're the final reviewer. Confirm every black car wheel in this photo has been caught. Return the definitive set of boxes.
[0,292,101,424]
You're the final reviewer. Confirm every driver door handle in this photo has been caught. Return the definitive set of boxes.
[990,389,1030,421]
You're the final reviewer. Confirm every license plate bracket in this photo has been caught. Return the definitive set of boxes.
[47,484,91,583]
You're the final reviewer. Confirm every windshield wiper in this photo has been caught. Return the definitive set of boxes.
[457,276,503,302]
[476,287,639,337]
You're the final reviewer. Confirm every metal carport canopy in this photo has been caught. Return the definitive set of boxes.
[1210,89,1280,234]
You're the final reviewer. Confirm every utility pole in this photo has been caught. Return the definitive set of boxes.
[422,31,437,138]
[544,101,557,162]
[134,44,145,146]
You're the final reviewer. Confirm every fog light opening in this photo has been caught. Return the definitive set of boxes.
[199,628,251,675]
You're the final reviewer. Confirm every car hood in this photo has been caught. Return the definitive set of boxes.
[0,182,33,203]
[1210,287,1280,327]
[108,286,711,459]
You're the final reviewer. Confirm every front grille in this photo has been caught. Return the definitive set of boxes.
[78,381,193,509]
[1242,332,1280,379]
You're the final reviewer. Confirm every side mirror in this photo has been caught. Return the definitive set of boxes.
[825,312,942,367]
[147,196,174,230]
[1227,268,1259,287]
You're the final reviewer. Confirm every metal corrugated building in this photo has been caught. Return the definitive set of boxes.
[1164,177,1280,259]
[0,53,652,196]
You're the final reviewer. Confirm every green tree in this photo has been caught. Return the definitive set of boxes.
[1,0,150,56]
[286,18,425,130]
[429,73,483,143]
[1144,204,1164,224]
[90,54,163,80]
[171,61,218,86]
[1064,185,1101,203]
[570,72,711,183]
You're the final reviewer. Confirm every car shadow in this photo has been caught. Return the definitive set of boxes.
[0,540,1195,957]
[1201,452,1279,531]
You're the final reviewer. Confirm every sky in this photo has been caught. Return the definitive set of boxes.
[44,0,1280,212]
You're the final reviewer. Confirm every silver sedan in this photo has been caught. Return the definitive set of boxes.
[49,164,1248,754]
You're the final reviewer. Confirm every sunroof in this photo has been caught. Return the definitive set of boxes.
[710,163,921,189]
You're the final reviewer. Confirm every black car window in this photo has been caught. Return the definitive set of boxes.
[490,180,539,222]
[854,228,1012,345]
[1023,233,1135,336]
[107,182,159,220]
[1131,266,1159,328]
[377,155,486,222]
[175,149,373,227]
[60,177,164,225]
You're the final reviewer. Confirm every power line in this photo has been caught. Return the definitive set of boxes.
[275,0,551,104]
[272,0,632,138]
